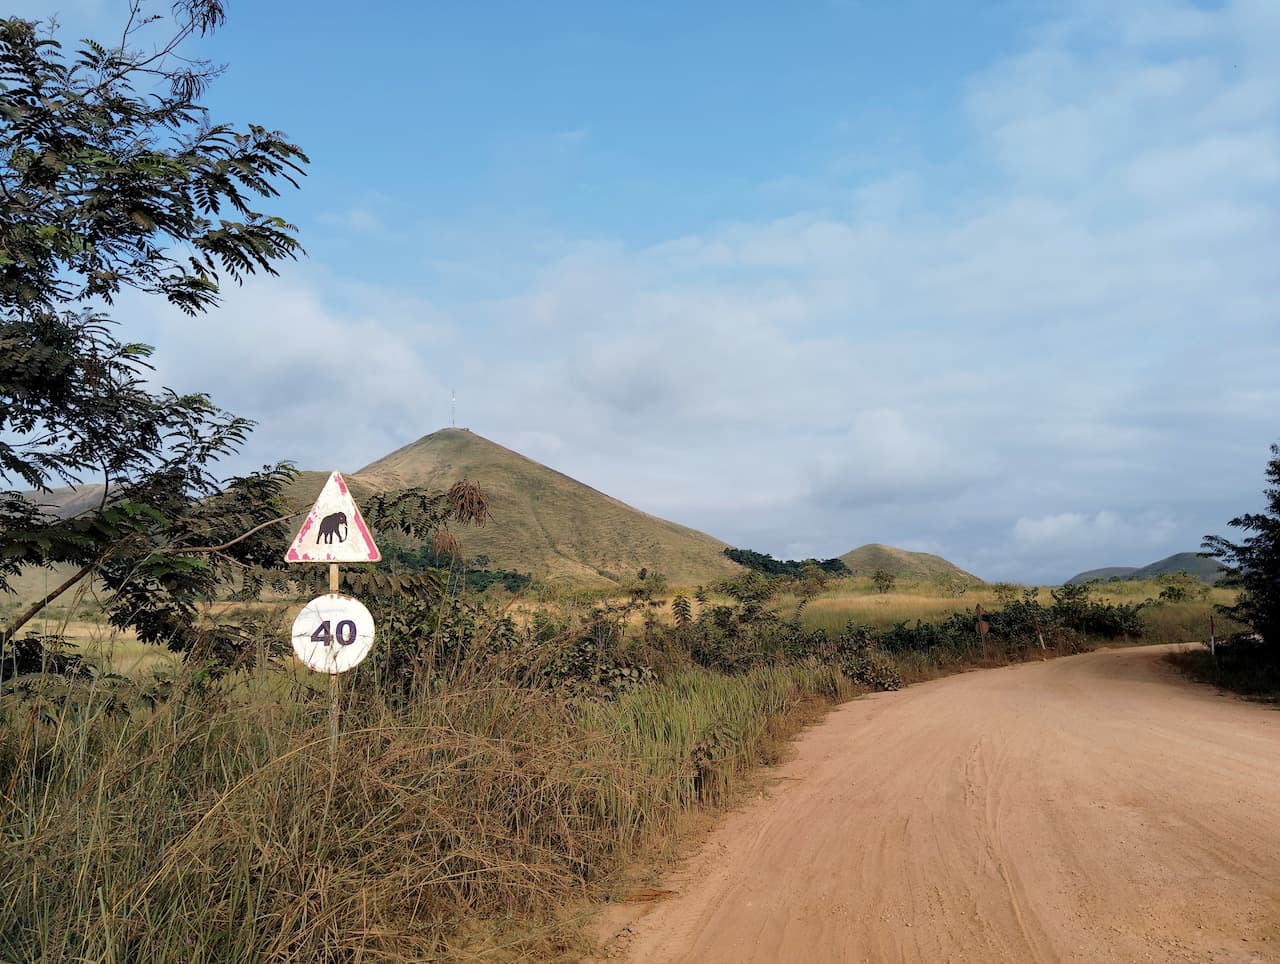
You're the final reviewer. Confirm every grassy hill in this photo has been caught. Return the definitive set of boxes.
[1064,566,1136,583]
[289,429,743,587]
[1068,552,1226,585]
[839,544,982,583]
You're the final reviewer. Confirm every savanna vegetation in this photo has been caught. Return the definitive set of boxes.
[2,538,1237,959]
[0,5,1261,961]
[722,546,849,578]
[384,545,533,594]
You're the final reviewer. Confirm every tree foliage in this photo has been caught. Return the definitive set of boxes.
[671,592,692,629]
[723,547,849,579]
[0,5,308,647]
[354,482,520,598]
[0,8,306,315]
[1202,443,1280,649]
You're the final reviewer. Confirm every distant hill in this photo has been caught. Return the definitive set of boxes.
[289,429,743,586]
[1065,566,1137,583]
[839,544,982,583]
[12,431,742,589]
[1067,552,1226,585]
[17,483,108,520]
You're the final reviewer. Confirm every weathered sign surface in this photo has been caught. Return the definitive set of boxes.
[290,593,376,673]
[285,471,381,563]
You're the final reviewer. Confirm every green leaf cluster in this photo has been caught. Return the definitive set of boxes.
[1,7,307,651]
[723,546,849,579]
[0,14,307,315]
[1203,442,1280,650]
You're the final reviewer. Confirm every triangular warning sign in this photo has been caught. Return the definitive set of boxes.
[285,471,381,563]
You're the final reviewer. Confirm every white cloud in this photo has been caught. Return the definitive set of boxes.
[96,0,1279,585]
[318,207,382,233]
[123,270,461,474]
[1012,510,1176,555]
[809,409,984,508]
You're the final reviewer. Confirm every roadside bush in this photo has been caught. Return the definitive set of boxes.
[1048,582,1143,638]
[1049,627,1092,655]
[350,589,516,698]
[0,632,86,682]
[1167,632,1280,700]
[982,598,1036,637]
[837,645,903,691]
[875,614,974,656]
[530,607,657,699]
[1202,441,1280,652]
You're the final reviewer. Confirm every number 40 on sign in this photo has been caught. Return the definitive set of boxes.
[290,593,376,674]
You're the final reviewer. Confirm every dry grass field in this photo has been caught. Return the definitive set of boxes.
[1,557,1242,958]
[505,574,1236,648]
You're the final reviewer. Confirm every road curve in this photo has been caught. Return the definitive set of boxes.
[602,645,1280,963]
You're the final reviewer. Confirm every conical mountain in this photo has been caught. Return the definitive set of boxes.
[292,429,742,586]
[840,543,982,582]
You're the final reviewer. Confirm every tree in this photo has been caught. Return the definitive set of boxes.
[722,547,849,579]
[1202,443,1280,650]
[0,5,308,649]
[991,582,1020,607]
[795,564,828,601]
[671,593,692,630]
[871,569,895,594]
[935,573,970,598]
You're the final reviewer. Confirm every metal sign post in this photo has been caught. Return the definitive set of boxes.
[284,473,382,798]
[975,603,990,658]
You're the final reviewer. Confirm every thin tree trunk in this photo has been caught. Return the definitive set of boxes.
[1,562,97,643]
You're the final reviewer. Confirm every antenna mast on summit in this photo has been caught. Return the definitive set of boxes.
[451,388,456,428]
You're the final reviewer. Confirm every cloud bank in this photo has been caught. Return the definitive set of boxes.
[119,0,1278,583]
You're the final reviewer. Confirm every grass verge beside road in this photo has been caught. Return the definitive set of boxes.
[1,576,1234,959]
[1165,637,1280,704]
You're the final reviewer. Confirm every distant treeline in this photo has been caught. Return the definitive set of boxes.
[385,546,532,593]
[724,547,850,578]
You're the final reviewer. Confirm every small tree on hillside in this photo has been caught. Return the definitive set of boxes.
[795,564,828,600]
[935,573,969,598]
[991,582,1020,607]
[871,569,895,594]
[1202,443,1280,651]
[671,593,692,630]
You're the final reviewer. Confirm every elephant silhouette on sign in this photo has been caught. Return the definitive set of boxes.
[317,511,349,544]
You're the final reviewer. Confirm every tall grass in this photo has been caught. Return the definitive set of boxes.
[2,571,1239,958]
[0,659,855,960]
[586,663,856,809]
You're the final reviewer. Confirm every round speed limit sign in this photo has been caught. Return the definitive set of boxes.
[291,593,375,674]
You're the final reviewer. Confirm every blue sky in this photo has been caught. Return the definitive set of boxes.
[20,0,1280,582]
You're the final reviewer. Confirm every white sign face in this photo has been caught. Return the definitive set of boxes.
[286,471,381,563]
[291,593,376,674]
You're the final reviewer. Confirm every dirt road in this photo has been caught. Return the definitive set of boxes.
[603,645,1280,963]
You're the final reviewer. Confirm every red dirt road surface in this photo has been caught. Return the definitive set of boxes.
[602,645,1280,963]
